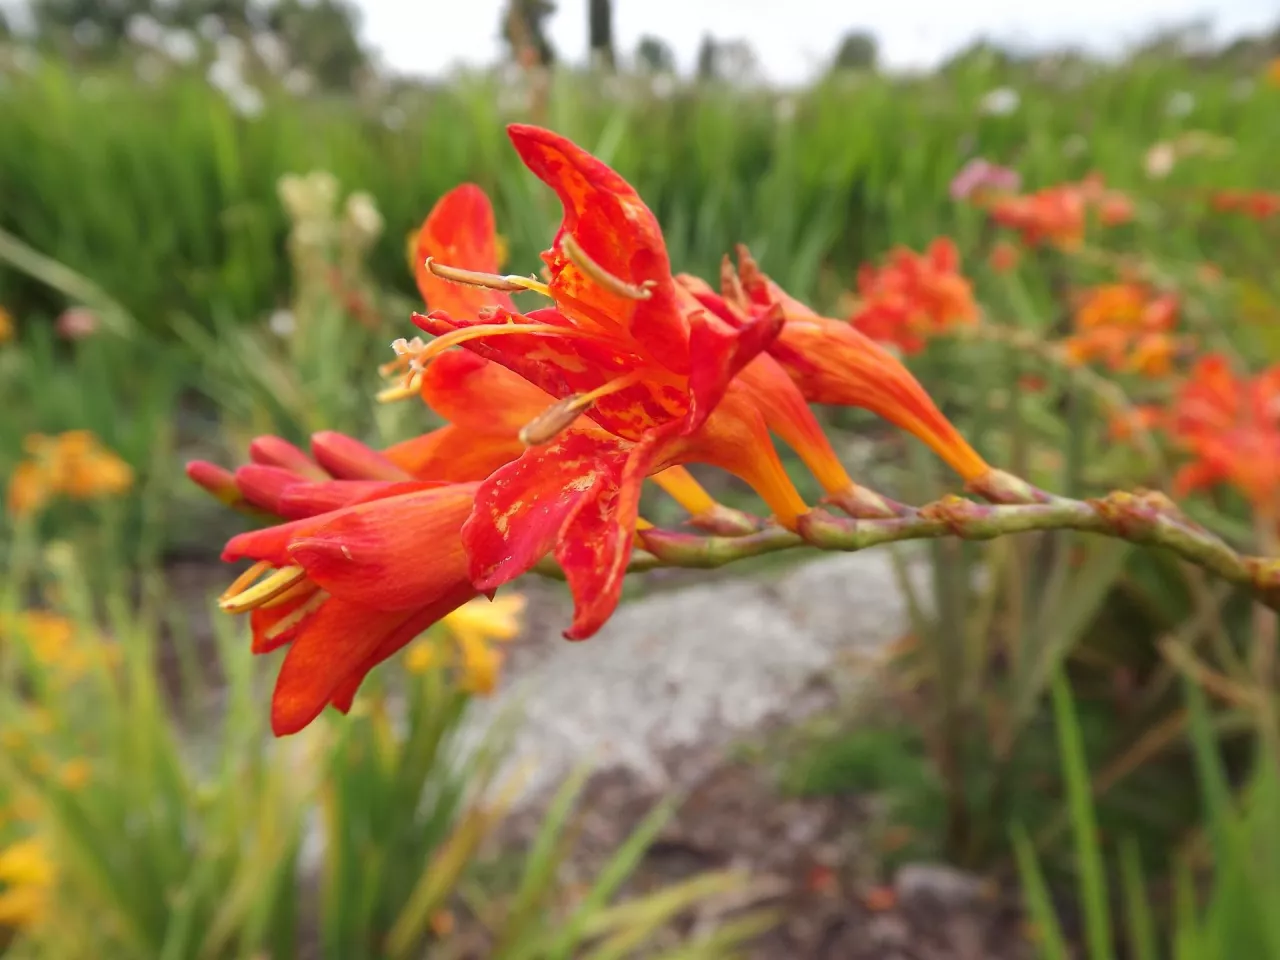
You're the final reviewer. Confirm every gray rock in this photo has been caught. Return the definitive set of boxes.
[464,546,928,807]
[894,862,993,909]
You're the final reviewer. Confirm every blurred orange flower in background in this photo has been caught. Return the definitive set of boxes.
[1265,57,1280,88]
[1168,355,1280,512]
[988,240,1021,274]
[1064,283,1184,377]
[985,175,1133,249]
[6,431,134,517]
[1210,190,1280,221]
[0,306,14,345]
[847,238,978,355]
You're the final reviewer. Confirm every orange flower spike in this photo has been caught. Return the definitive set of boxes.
[219,482,481,735]
[730,247,990,483]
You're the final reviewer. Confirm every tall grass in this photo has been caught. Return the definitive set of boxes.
[1,54,1277,336]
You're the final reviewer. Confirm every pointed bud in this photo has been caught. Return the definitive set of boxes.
[276,480,393,519]
[234,465,305,516]
[248,436,328,480]
[186,461,244,508]
[310,431,413,481]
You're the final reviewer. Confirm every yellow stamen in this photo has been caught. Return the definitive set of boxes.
[376,373,422,405]
[263,589,329,641]
[220,565,308,614]
[517,372,643,446]
[560,234,655,301]
[220,560,271,604]
[259,577,318,610]
[389,321,603,384]
[425,258,553,298]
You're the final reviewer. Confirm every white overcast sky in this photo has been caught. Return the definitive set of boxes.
[358,0,1278,83]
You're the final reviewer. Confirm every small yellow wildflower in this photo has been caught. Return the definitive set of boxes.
[6,431,133,518]
[1266,57,1280,88]
[6,461,50,517]
[59,759,92,790]
[0,837,54,928]
[0,306,13,345]
[405,594,526,694]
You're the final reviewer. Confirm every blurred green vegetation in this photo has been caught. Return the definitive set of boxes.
[2,31,1280,960]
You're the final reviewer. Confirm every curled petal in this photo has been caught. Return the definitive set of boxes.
[464,430,633,593]
[506,124,690,374]
[413,184,515,316]
[684,303,783,433]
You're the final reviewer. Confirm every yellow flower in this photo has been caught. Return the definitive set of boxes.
[5,431,133,517]
[442,594,525,645]
[0,837,54,929]
[59,759,92,790]
[405,594,526,694]
[0,840,53,888]
[0,306,13,345]
[1266,57,1280,88]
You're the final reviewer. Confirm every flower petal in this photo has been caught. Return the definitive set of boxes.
[463,429,634,593]
[222,482,467,565]
[554,435,666,639]
[684,302,783,433]
[326,581,478,715]
[270,599,410,735]
[383,424,527,483]
[506,124,690,374]
[286,484,476,609]
[413,184,515,316]
[418,348,549,434]
[415,307,686,440]
[768,316,989,480]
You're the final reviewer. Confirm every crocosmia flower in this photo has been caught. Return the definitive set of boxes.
[1169,354,1280,512]
[194,123,992,735]
[1064,283,1184,378]
[845,238,979,355]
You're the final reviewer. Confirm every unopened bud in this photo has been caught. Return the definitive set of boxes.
[248,436,328,480]
[310,431,412,481]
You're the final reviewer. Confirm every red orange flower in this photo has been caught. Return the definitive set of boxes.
[672,250,989,485]
[195,124,992,732]
[843,238,978,354]
[1064,283,1184,377]
[1210,190,1280,221]
[988,241,1020,274]
[1168,355,1280,512]
[985,175,1133,250]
